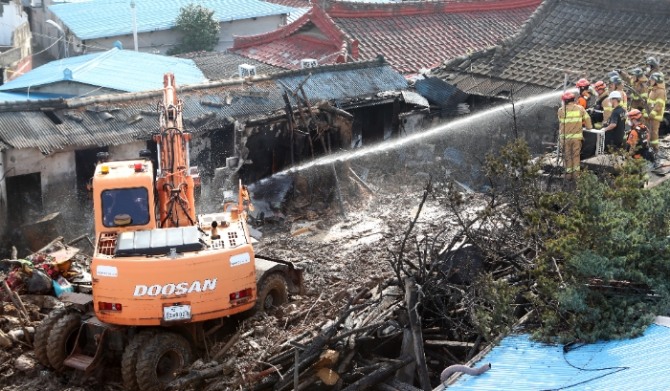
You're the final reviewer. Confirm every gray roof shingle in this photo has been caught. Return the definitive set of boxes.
[431,0,670,98]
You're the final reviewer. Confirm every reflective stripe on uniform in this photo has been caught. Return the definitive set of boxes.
[561,133,583,139]
[559,110,584,123]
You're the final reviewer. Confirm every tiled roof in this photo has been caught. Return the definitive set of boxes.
[0,58,407,153]
[233,6,354,70]
[431,0,670,97]
[49,0,296,40]
[0,48,207,94]
[232,0,539,74]
[184,52,285,80]
[448,318,670,391]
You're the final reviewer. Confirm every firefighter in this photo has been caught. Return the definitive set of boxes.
[626,109,653,162]
[646,72,666,153]
[621,67,649,111]
[609,75,628,108]
[590,80,611,128]
[576,78,591,109]
[558,91,592,179]
[601,91,626,151]
[646,56,664,79]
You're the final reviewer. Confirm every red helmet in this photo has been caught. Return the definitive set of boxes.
[628,109,643,120]
[561,92,575,102]
[576,78,590,88]
[593,80,606,91]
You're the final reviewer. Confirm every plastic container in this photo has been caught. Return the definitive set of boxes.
[52,276,74,297]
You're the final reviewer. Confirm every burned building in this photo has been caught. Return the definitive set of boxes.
[0,57,428,248]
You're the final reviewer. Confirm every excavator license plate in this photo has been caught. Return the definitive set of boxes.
[163,304,191,321]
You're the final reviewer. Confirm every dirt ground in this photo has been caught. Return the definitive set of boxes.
[0,148,474,391]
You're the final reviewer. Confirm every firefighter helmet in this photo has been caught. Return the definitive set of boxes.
[628,109,643,121]
[561,92,575,102]
[647,56,660,69]
[593,80,607,91]
[576,78,590,88]
[609,75,623,85]
[630,67,644,77]
[607,70,620,79]
[609,91,622,100]
[650,72,664,83]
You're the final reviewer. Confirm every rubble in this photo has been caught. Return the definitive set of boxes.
[1,149,497,391]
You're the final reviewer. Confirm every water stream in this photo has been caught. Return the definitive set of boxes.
[273,91,562,193]
[278,89,564,178]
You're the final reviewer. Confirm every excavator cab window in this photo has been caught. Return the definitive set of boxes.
[101,187,150,227]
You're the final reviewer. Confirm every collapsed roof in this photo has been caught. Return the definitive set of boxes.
[0,58,408,153]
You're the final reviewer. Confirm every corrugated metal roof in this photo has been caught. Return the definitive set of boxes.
[414,77,467,107]
[0,61,407,152]
[49,0,296,40]
[277,63,407,106]
[448,320,670,391]
[0,48,207,94]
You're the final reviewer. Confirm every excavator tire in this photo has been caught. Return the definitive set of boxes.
[33,307,69,367]
[135,332,192,391]
[46,311,82,371]
[255,273,289,313]
[121,330,156,391]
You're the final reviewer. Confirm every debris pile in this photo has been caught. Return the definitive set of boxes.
[0,237,92,390]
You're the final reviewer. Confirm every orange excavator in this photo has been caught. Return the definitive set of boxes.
[33,73,304,390]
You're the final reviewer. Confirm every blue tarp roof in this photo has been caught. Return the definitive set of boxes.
[0,48,207,93]
[448,319,670,391]
[49,0,296,40]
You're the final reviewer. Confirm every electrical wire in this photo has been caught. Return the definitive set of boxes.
[540,341,629,391]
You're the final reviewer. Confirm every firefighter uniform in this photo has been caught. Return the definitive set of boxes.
[558,96,592,178]
[647,75,666,152]
[629,77,648,111]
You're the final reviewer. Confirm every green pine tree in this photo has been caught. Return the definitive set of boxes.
[169,4,220,55]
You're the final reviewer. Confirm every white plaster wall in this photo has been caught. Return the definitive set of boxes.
[2,148,77,234]
[0,2,29,46]
[109,141,147,160]
[22,81,118,97]
[75,15,284,54]
[216,15,285,50]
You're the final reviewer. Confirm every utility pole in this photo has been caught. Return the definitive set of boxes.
[131,0,138,51]
[46,19,67,59]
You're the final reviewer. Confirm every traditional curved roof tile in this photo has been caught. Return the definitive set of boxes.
[432,0,670,98]
[234,0,539,74]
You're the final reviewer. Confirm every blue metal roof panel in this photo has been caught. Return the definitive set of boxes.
[0,48,206,93]
[449,323,670,391]
[49,0,296,40]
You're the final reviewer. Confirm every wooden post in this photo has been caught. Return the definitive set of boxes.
[405,277,431,391]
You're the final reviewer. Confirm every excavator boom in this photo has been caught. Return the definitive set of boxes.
[154,73,197,228]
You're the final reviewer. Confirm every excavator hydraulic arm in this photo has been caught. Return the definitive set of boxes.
[154,73,197,228]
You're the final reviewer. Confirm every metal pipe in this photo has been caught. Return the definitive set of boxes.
[439,362,491,383]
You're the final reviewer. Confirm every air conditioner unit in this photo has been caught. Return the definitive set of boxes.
[238,64,256,78]
[29,0,42,7]
[300,58,318,69]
